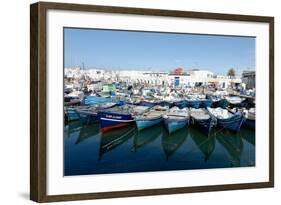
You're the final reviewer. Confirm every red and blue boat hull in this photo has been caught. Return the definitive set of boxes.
[99,111,135,132]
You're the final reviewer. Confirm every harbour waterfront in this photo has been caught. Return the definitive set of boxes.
[64,121,255,176]
[63,28,256,176]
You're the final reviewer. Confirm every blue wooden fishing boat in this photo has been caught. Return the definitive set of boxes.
[159,100,173,108]
[163,107,189,134]
[187,100,201,108]
[173,100,187,109]
[99,105,149,132]
[135,106,168,130]
[190,108,215,136]
[206,95,229,108]
[82,96,112,106]
[99,105,135,132]
[201,99,213,108]
[225,96,246,108]
[64,96,80,103]
[207,108,245,132]
[139,100,159,107]
[76,103,116,125]
[214,98,229,108]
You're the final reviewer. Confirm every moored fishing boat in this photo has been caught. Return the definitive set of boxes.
[206,94,229,108]
[187,99,201,108]
[207,107,245,132]
[64,96,81,106]
[225,96,246,108]
[135,106,168,130]
[213,98,229,108]
[173,100,187,109]
[99,105,134,132]
[76,102,117,125]
[65,90,84,101]
[99,105,148,132]
[82,95,112,106]
[139,99,159,107]
[190,108,216,136]
[163,107,189,134]
[159,100,173,108]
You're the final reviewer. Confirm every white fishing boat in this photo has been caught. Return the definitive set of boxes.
[135,106,169,130]
[207,107,245,132]
[66,90,84,101]
[190,108,214,136]
[163,107,190,134]
[225,96,245,105]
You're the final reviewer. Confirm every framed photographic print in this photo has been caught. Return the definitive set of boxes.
[30,1,274,202]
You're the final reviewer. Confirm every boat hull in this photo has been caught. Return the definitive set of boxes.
[83,96,112,106]
[214,99,229,108]
[76,110,99,125]
[173,100,187,109]
[140,101,159,107]
[216,114,245,132]
[164,118,189,134]
[136,117,163,130]
[201,100,213,108]
[188,100,201,108]
[159,101,173,108]
[99,111,135,132]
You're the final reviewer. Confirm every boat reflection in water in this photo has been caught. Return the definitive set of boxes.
[64,120,255,175]
[133,124,162,151]
[240,127,255,146]
[190,128,216,162]
[75,123,100,144]
[216,130,244,167]
[64,121,82,138]
[162,128,188,160]
[99,125,137,160]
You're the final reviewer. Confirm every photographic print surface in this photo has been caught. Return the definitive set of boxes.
[63,28,255,176]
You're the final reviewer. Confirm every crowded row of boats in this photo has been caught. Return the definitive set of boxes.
[65,97,255,136]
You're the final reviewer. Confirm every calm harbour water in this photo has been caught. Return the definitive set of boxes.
[64,121,255,176]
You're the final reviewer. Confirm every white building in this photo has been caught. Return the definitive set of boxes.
[64,67,242,89]
[166,69,214,87]
[242,70,255,89]
[116,70,169,85]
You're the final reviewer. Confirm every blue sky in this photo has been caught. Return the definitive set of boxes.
[64,28,255,75]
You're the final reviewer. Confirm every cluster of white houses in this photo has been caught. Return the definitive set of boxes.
[65,67,255,90]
